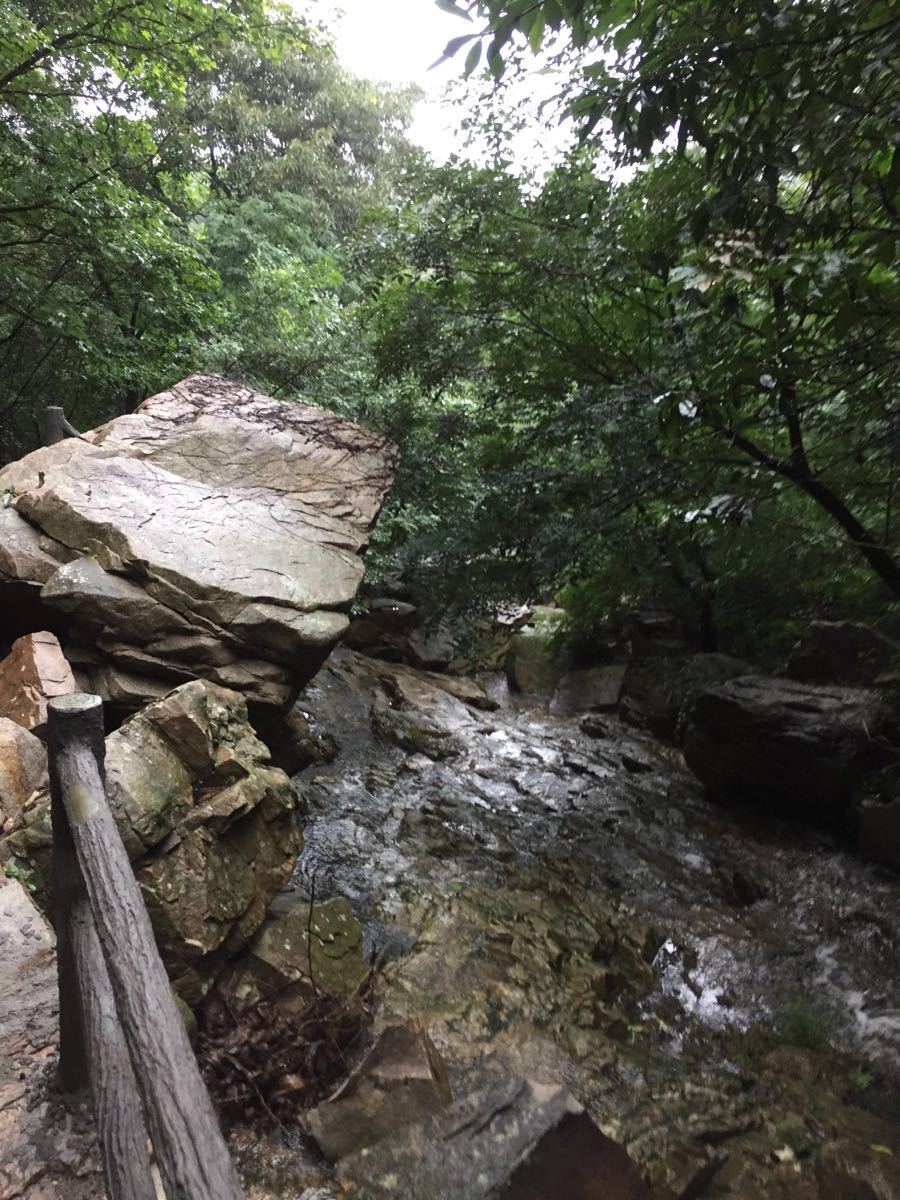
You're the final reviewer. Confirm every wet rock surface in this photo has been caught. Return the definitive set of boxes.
[260,647,900,1198]
[683,675,895,820]
[1,644,897,1198]
[0,374,398,712]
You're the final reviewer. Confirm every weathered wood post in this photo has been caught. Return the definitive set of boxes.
[48,692,245,1200]
[48,694,90,1092]
[41,406,80,445]
[48,694,157,1200]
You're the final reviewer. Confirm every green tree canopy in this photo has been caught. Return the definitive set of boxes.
[0,1,417,455]
[419,0,900,605]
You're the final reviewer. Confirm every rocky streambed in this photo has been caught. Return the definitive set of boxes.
[0,375,896,1198]
[229,648,900,1199]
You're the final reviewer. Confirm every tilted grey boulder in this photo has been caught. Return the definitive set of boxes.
[0,507,70,586]
[683,675,895,820]
[0,375,399,709]
[551,665,627,715]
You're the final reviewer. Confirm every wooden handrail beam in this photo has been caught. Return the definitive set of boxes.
[49,693,244,1200]
[49,693,156,1200]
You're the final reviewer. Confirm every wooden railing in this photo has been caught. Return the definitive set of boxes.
[48,693,244,1200]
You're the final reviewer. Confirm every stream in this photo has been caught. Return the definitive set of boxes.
[266,648,899,1197]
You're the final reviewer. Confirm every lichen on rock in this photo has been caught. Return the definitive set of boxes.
[1,678,302,1003]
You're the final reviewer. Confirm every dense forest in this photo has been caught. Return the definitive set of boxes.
[2,0,898,661]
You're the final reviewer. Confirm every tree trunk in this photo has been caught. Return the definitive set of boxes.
[798,475,900,601]
[41,406,80,445]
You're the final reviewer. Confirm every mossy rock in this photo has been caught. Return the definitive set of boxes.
[506,608,569,696]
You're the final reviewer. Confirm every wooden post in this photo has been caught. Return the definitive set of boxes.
[41,406,79,445]
[48,694,157,1200]
[70,902,159,1200]
[48,694,92,1091]
[48,693,245,1200]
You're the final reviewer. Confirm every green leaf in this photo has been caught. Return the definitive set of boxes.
[613,24,633,54]
[529,12,546,52]
[464,39,483,77]
[432,32,478,68]
[543,0,564,26]
[487,39,505,79]
[435,0,474,19]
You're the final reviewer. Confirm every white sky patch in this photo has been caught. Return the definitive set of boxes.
[319,0,467,160]
[316,0,576,171]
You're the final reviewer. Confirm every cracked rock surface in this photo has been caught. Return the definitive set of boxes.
[0,877,101,1200]
[0,375,398,711]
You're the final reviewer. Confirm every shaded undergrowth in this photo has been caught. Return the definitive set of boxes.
[197,990,370,1132]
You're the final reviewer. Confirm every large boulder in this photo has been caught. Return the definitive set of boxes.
[622,606,688,658]
[683,676,895,820]
[787,620,900,687]
[619,653,750,742]
[342,598,419,661]
[506,606,568,696]
[551,665,626,715]
[0,375,398,712]
[0,506,68,587]
[1,679,301,1003]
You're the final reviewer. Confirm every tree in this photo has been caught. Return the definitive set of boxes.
[0,2,418,458]
[187,38,420,237]
[0,0,277,452]
[434,0,900,600]
[358,134,896,651]
[190,37,420,398]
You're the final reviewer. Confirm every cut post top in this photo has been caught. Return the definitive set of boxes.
[49,693,103,715]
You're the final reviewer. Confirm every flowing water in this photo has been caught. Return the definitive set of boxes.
[282,649,899,1197]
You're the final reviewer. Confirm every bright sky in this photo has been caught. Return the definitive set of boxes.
[320,0,470,160]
